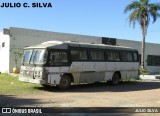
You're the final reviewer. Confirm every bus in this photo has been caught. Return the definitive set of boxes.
[19,41,139,89]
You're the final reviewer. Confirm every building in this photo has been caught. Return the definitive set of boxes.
[0,27,160,73]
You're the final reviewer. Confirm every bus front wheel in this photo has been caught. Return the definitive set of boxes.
[58,75,71,90]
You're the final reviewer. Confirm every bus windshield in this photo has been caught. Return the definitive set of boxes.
[22,49,48,64]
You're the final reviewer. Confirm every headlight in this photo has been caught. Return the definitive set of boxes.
[20,69,23,75]
[39,71,43,76]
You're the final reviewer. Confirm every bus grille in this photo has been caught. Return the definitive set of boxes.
[23,70,34,77]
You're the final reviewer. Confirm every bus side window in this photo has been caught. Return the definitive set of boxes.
[121,51,134,62]
[121,51,127,62]
[90,50,105,61]
[127,52,133,62]
[49,52,55,65]
[80,50,88,60]
[71,51,79,61]
[106,50,120,61]
[49,51,68,65]
[112,51,120,61]
[106,51,112,61]
[133,52,138,62]
[71,49,88,61]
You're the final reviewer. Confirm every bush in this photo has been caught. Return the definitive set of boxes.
[139,68,150,75]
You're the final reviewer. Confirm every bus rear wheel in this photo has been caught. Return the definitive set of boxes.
[58,75,71,90]
[41,84,50,88]
[111,72,120,85]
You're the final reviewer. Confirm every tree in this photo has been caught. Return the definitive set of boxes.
[11,48,23,68]
[124,0,160,69]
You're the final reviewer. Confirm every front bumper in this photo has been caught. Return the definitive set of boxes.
[19,76,46,84]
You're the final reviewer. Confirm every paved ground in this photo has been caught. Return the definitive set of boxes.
[140,74,160,80]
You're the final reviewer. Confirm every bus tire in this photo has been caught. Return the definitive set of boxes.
[111,72,120,85]
[58,75,71,90]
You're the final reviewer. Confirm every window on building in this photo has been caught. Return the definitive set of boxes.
[147,55,160,66]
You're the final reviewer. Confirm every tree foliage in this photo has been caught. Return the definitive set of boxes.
[124,0,160,68]
[11,48,23,67]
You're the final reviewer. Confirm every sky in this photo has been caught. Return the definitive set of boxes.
[0,0,160,43]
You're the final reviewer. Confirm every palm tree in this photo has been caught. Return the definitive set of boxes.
[124,0,160,69]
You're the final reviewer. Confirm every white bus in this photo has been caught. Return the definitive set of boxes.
[19,41,139,89]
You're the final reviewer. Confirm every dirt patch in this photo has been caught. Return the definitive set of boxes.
[1,80,160,108]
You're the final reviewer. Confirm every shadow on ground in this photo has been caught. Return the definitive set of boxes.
[34,81,160,93]
[1,81,159,108]
[0,95,51,107]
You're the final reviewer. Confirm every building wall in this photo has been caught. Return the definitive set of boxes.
[117,39,160,72]
[0,32,10,73]
[2,27,160,73]
[9,27,101,72]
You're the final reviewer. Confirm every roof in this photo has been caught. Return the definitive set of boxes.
[25,40,137,51]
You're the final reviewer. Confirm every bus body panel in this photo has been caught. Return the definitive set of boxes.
[48,74,61,85]
[19,41,139,87]
[19,76,46,84]
[19,61,139,85]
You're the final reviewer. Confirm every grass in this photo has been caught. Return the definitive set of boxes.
[0,73,141,95]
[139,68,150,75]
[0,73,43,95]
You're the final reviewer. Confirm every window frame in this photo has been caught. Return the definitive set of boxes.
[119,50,137,62]
[147,55,160,66]
[70,47,88,62]
[88,48,105,62]
[47,49,70,66]
[132,51,139,62]
[105,49,121,62]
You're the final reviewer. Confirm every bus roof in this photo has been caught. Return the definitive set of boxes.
[25,41,137,51]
